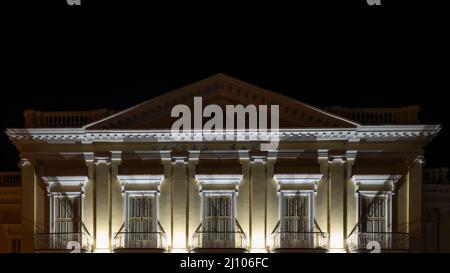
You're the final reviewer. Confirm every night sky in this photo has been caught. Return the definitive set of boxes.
[1,2,448,170]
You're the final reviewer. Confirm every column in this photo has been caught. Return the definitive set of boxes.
[159,152,172,249]
[187,151,200,252]
[250,156,267,251]
[265,154,277,250]
[19,159,36,252]
[83,153,95,241]
[237,151,251,248]
[94,157,111,251]
[171,156,188,251]
[316,149,329,234]
[35,162,47,234]
[329,156,346,250]
[345,151,357,242]
[110,151,123,242]
[408,156,423,250]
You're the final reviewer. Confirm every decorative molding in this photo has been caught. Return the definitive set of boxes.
[274,174,323,193]
[6,125,441,144]
[18,158,31,168]
[111,151,122,163]
[94,157,111,165]
[351,174,402,193]
[41,176,88,195]
[83,152,94,164]
[117,175,164,195]
[250,156,267,164]
[195,174,243,192]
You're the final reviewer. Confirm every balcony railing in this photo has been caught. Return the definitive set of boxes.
[270,232,329,250]
[112,232,168,250]
[191,231,248,249]
[34,232,93,252]
[347,232,409,252]
[0,172,21,187]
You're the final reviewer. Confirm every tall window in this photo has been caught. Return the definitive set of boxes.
[279,191,314,248]
[124,192,158,248]
[201,191,236,248]
[51,195,81,233]
[204,194,233,233]
[359,195,388,233]
[126,194,156,233]
[280,192,313,232]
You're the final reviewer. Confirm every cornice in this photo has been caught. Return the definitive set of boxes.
[6,125,441,144]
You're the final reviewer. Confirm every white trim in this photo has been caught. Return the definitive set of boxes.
[117,175,163,195]
[351,174,402,193]
[41,176,88,195]
[6,125,441,144]
[195,174,243,192]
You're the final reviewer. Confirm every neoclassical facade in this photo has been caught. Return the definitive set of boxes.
[4,74,441,253]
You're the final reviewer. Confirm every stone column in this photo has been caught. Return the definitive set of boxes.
[250,156,267,251]
[34,162,47,234]
[94,157,111,251]
[187,151,200,252]
[316,150,329,234]
[237,151,250,248]
[110,151,123,243]
[171,156,188,251]
[345,151,357,245]
[408,156,424,250]
[329,156,346,250]
[83,153,95,241]
[19,159,36,252]
[265,153,277,250]
[160,152,172,249]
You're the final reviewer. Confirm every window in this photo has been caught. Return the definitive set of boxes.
[359,194,389,233]
[279,191,314,248]
[204,194,233,233]
[51,194,81,233]
[126,194,157,233]
[124,192,159,248]
[280,192,313,233]
[201,191,236,248]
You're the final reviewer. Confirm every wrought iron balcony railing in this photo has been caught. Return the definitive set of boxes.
[191,231,248,249]
[112,232,168,250]
[270,232,329,250]
[34,232,93,252]
[347,232,409,252]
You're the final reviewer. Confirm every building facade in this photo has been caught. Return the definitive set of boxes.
[3,74,442,253]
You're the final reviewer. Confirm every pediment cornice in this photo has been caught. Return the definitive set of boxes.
[82,73,360,130]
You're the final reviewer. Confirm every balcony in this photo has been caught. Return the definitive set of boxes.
[270,232,329,252]
[269,220,328,252]
[347,232,409,252]
[34,232,93,253]
[112,232,168,252]
[112,222,168,252]
[191,222,248,252]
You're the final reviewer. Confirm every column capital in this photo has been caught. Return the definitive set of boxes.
[83,152,95,164]
[188,150,200,163]
[413,155,425,166]
[18,158,32,168]
[250,155,267,164]
[346,150,358,162]
[171,156,189,164]
[317,149,329,161]
[328,156,346,164]
[94,157,111,165]
[111,151,122,165]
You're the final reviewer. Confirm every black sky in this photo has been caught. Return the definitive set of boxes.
[1,2,449,170]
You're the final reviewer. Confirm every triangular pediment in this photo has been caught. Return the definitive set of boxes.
[85,74,359,130]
